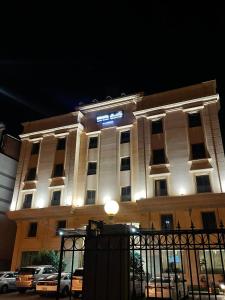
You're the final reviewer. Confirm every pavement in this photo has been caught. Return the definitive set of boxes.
[0,291,77,300]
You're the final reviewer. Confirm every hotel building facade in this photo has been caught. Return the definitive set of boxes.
[8,80,225,270]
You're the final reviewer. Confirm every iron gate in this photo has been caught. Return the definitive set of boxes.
[57,222,225,300]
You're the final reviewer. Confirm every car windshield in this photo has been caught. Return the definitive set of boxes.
[45,274,58,280]
[18,268,41,275]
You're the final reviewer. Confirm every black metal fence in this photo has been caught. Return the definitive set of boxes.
[57,222,225,300]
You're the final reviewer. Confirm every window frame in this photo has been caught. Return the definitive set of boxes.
[151,119,163,134]
[31,142,40,155]
[89,136,98,149]
[161,214,174,230]
[188,112,202,128]
[56,220,67,236]
[121,186,131,202]
[50,190,61,206]
[23,193,33,209]
[120,157,131,171]
[87,162,97,175]
[56,138,66,150]
[120,130,130,144]
[27,222,38,238]
[195,174,212,193]
[154,178,168,197]
[201,211,217,229]
[191,143,206,160]
[86,190,96,205]
[26,167,37,181]
[152,149,166,165]
[53,163,64,177]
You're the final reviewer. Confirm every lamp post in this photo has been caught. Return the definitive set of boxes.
[104,200,119,224]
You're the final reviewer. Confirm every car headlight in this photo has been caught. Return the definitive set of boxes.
[219,283,225,290]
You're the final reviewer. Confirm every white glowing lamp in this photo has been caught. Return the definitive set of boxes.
[104,200,119,217]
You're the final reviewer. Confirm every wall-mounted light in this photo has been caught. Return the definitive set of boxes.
[104,200,119,224]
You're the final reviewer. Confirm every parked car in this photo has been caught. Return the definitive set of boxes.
[16,265,57,293]
[36,272,71,297]
[145,276,188,299]
[0,271,17,293]
[72,268,83,297]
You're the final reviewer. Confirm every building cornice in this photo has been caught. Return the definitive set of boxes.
[19,123,84,140]
[79,94,142,113]
[134,94,219,118]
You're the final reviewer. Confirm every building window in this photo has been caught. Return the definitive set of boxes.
[86,190,96,205]
[21,251,38,267]
[26,168,36,181]
[57,138,66,150]
[23,194,33,209]
[152,119,163,134]
[155,179,168,196]
[51,190,61,206]
[196,175,211,193]
[56,220,66,236]
[28,222,37,237]
[199,250,225,274]
[121,186,131,202]
[31,143,40,155]
[202,212,217,229]
[191,143,206,160]
[188,112,201,127]
[120,157,130,171]
[53,164,64,177]
[161,215,174,230]
[89,137,98,149]
[152,149,166,165]
[120,131,130,144]
[87,162,97,175]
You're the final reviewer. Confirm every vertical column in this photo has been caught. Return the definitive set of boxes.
[98,128,119,204]
[165,110,193,196]
[202,103,225,192]
[35,135,56,208]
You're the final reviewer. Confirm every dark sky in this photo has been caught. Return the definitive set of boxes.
[0,2,225,145]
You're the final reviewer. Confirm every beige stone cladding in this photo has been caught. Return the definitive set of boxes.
[7,80,225,270]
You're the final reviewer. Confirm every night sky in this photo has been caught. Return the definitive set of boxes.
[0,2,224,146]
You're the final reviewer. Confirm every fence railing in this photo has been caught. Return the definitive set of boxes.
[57,223,225,300]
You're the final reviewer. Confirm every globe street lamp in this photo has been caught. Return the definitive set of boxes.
[104,200,119,223]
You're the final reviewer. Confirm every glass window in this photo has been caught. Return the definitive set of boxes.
[202,212,217,229]
[120,131,130,144]
[188,112,201,127]
[21,251,38,267]
[87,162,97,175]
[28,222,37,237]
[53,164,64,177]
[155,179,168,196]
[86,190,96,204]
[152,119,163,134]
[26,168,36,181]
[51,191,61,206]
[89,137,98,149]
[56,220,66,236]
[121,186,131,202]
[23,194,33,209]
[31,143,40,155]
[196,175,211,193]
[120,157,130,171]
[152,149,166,165]
[161,214,173,230]
[57,138,66,150]
[199,250,225,274]
[191,143,206,160]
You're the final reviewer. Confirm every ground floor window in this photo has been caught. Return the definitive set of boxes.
[199,249,225,274]
[21,251,38,267]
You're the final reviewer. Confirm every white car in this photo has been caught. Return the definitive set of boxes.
[0,271,17,293]
[145,276,188,299]
[36,272,71,297]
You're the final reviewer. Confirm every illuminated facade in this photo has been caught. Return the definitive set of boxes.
[8,80,225,270]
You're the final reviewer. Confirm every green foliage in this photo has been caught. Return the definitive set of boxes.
[130,251,144,277]
[31,250,66,271]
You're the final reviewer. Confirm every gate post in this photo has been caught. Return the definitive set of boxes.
[83,221,130,300]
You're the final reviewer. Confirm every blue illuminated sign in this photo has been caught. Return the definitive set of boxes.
[96,110,123,123]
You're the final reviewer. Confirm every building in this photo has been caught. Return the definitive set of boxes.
[0,123,20,270]
[8,80,225,271]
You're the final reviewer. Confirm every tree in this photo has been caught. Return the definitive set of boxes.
[130,251,144,278]
[31,250,66,271]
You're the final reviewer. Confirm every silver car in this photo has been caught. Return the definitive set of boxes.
[0,271,17,293]
[36,273,71,297]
